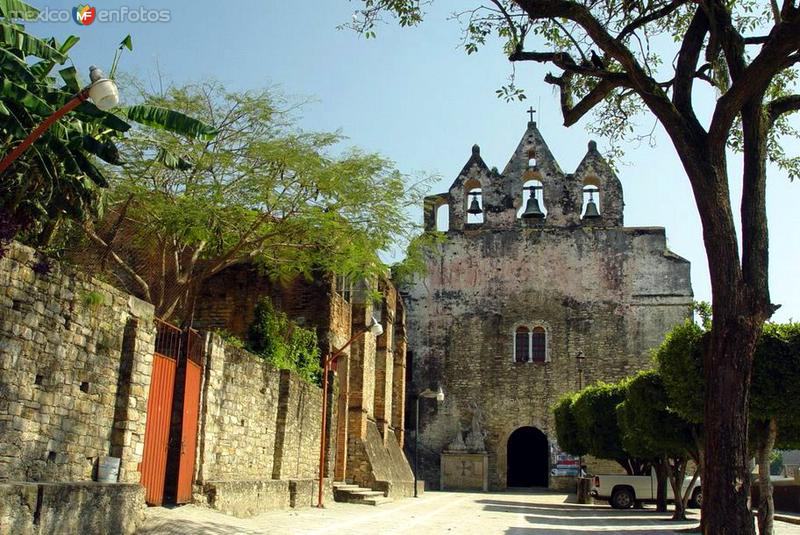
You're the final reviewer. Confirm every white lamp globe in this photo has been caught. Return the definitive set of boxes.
[87,66,119,111]
[369,318,384,337]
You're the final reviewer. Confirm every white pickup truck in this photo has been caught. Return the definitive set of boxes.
[591,469,701,509]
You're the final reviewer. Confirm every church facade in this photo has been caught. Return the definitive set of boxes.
[402,120,693,490]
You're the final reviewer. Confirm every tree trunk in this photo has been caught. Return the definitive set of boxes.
[702,311,761,534]
[655,459,669,513]
[674,145,766,535]
[666,458,688,521]
[757,418,777,535]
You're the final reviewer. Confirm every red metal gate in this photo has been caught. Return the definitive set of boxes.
[140,319,181,506]
[176,329,203,503]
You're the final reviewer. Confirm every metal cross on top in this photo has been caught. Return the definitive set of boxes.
[527,106,536,122]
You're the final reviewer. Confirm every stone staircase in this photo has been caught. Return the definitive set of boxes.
[332,482,393,506]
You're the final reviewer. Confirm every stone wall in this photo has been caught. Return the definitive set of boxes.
[0,241,155,533]
[405,226,692,489]
[0,242,341,527]
[0,242,155,481]
[273,369,325,480]
[194,335,333,516]
[195,338,281,483]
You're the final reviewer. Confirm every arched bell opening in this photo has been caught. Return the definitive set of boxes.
[464,178,484,225]
[581,176,601,220]
[507,426,549,487]
[517,179,546,220]
[518,148,546,220]
[435,202,450,231]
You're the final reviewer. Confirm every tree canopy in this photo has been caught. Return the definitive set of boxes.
[569,381,638,472]
[653,319,706,424]
[617,370,699,519]
[553,393,588,457]
[74,81,429,322]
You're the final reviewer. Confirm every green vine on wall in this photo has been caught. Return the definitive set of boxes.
[245,297,322,386]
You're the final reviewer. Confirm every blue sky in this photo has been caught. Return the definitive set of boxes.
[27,1,800,322]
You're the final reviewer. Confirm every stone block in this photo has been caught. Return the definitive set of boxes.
[0,482,144,535]
[202,479,291,517]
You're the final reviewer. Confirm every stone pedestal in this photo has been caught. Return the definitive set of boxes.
[440,452,489,491]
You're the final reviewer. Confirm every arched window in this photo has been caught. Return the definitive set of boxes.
[464,178,484,225]
[436,202,450,231]
[531,327,547,362]
[515,326,530,363]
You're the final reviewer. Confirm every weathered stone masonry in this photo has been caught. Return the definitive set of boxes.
[193,335,331,516]
[0,242,396,532]
[403,121,693,491]
[0,241,153,534]
[193,265,415,499]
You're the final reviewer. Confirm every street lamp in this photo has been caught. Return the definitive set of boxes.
[414,386,444,497]
[0,66,119,175]
[316,316,383,508]
[576,351,586,390]
[576,351,587,479]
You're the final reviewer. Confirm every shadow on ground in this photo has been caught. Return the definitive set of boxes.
[490,499,698,535]
[138,518,261,535]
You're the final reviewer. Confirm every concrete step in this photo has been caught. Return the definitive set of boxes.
[362,496,393,506]
[333,483,390,506]
[332,483,360,490]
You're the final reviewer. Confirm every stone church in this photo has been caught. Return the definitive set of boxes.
[402,119,693,491]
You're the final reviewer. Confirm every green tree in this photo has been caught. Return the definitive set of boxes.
[0,3,215,246]
[78,81,429,321]
[553,393,588,458]
[246,297,322,385]
[654,319,706,426]
[656,318,800,534]
[348,2,800,531]
[749,323,800,535]
[617,370,700,520]
[570,382,646,475]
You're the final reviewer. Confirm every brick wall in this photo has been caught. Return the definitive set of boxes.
[192,264,335,346]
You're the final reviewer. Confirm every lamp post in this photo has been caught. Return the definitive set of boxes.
[0,66,119,175]
[316,316,383,508]
[414,386,444,497]
[576,351,586,391]
[576,351,586,477]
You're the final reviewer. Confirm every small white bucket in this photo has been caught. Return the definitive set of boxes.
[97,456,120,483]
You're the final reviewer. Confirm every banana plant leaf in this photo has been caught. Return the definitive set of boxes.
[79,135,123,165]
[0,47,35,83]
[0,22,65,62]
[155,147,192,170]
[0,78,53,116]
[59,66,81,92]
[123,105,218,140]
[0,0,38,19]
[57,35,80,55]
[70,147,108,188]
[74,101,131,132]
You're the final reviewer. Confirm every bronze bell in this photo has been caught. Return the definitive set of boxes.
[467,193,482,215]
[521,195,545,219]
[583,191,600,219]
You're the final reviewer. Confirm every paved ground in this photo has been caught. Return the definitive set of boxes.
[140,489,800,535]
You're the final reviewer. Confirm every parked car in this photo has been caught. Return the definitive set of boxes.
[590,468,701,509]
